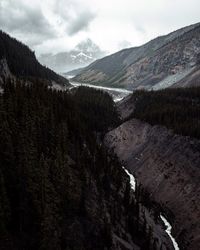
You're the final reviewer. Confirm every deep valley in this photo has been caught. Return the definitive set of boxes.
[0,19,200,250]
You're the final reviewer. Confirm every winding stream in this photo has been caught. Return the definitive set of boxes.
[67,77,180,250]
[160,215,180,250]
[122,166,180,250]
[122,166,136,191]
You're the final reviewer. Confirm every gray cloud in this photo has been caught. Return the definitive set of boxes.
[134,24,146,34]
[0,0,96,49]
[67,10,95,35]
[0,0,56,46]
[118,40,132,50]
[0,0,199,55]
[51,0,96,36]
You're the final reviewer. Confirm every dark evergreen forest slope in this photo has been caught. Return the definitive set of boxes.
[1,22,200,250]
[0,79,118,249]
[0,31,69,86]
[0,79,169,250]
[129,87,200,139]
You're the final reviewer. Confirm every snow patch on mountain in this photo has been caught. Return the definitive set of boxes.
[38,39,106,73]
[77,52,93,59]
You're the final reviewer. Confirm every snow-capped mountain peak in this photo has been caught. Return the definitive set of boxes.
[38,39,106,73]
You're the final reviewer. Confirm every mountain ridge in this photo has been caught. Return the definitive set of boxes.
[38,39,106,73]
[0,30,70,87]
[73,22,200,90]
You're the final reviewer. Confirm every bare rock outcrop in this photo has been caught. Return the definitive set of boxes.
[104,119,200,250]
[0,58,13,83]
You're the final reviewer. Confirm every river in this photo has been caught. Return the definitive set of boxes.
[122,166,180,250]
[67,76,180,250]
[69,80,132,102]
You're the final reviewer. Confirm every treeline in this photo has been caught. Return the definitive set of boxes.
[0,30,69,85]
[130,87,200,139]
[0,79,125,249]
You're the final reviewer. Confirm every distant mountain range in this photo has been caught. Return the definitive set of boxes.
[38,39,106,73]
[0,30,69,87]
[73,23,200,90]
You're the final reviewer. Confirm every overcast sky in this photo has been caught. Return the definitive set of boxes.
[0,0,199,56]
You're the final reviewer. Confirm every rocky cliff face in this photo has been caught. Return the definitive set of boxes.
[74,23,200,90]
[0,58,13,88]
[104,118,200,250]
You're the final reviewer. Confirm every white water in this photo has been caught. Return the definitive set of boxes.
[160,215,180,250]
[122,165,180,250]
[70,81,132,94]
[122,166,136,191]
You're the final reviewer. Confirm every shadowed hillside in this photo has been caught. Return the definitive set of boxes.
[0,31,69,86]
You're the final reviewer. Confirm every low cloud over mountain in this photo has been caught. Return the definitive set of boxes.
[38,38,106,73]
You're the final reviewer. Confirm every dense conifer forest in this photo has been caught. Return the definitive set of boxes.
[0,31,166,250]
[0,14,200,250]
[0,78,119,249]
[0,78,168,250]
[130,87,200,139]
[0,31,69,86]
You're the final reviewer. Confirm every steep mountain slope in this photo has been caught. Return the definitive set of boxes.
[125,88,200,139]
[63,67,85,78]
[0,80,175,250]
[104,119,200,250]
[74,23,200,90]
[104,88,200,250]
[39,39,106,73]
[0,30,69,87]
[172,66,200,88]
